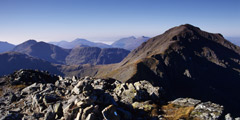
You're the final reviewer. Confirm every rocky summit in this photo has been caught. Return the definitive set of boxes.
[0,70,239,120]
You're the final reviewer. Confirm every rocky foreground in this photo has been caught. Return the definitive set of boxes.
[0,70,239,120]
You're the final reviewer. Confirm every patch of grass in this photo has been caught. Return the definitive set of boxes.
[151,107,158,117]
[162,103,195,120]
[10,84,27,90]
[0,88,3,96]
[132,102,159,117]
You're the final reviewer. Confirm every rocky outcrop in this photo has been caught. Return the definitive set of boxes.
[162,98,224,120]
[0,70,237,120]
[7,69,59,85]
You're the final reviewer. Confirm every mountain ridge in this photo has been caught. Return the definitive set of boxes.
[50,38,111,49]
[0,41,15,53]
[11,40,129,65]
[12,40,71,64]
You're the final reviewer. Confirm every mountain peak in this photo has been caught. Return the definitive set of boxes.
[166,24,201,35]
[25,39,37,43]
[73,38,89,42]
[139,36,148,38]
[172,24,200,32]
[129,36,136,39]
[161,24,226,44]
[181,23,199,28]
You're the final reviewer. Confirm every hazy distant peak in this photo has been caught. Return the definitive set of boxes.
[73,38,89,42]
[139,36,148,38]
[121,36,136,40]
[129,36,136,39]
[0,41,10,44]
[51,38,111,49]
[38,41,47,44]
[111,36,150,50]
[0,41,15,46]
[59,40,68,42]
[21,39,38,46]
[25,39,37,43]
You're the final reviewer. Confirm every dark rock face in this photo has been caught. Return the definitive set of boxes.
[0,70,237,120]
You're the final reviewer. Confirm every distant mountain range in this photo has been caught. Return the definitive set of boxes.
[50,38,111,49]
[50,36,150,51]
[0,41,15,53]
[10,40,130,65]
[111,36,150,50]
[1,36,239,53]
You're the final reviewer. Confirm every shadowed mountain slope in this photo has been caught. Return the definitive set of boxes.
[0,52,63,76]
[66,46,130,65]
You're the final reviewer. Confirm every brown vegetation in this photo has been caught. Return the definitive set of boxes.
[162,103,194,120]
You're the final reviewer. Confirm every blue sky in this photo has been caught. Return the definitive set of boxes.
[0,0,239,44]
